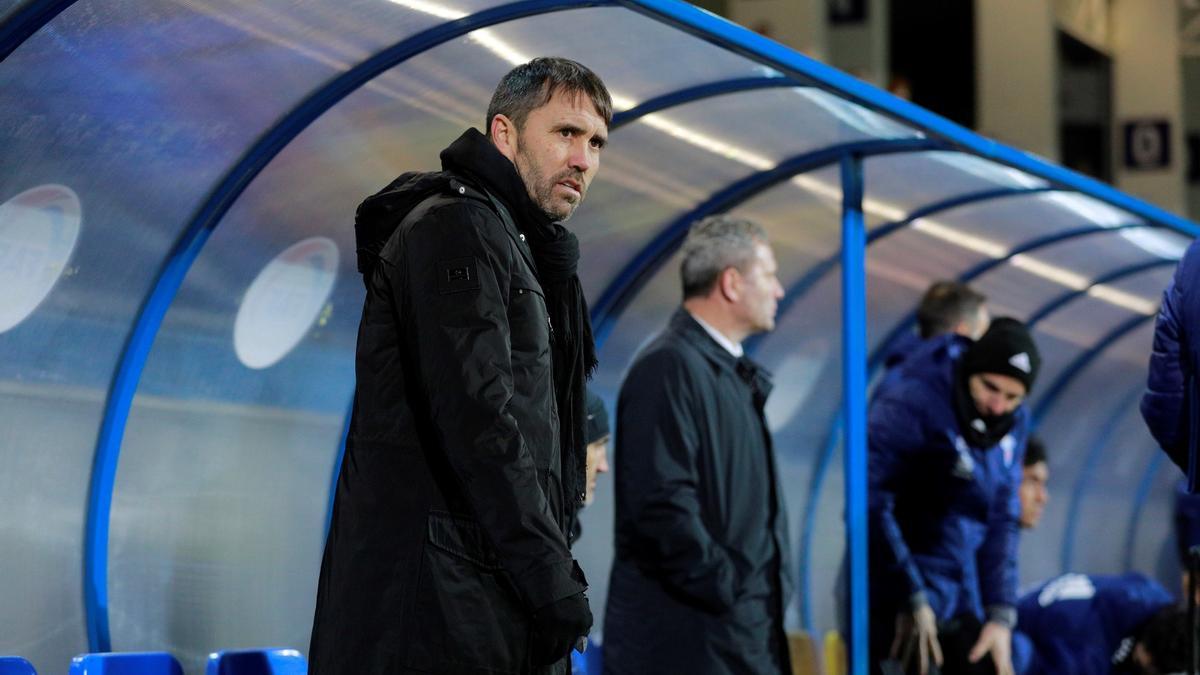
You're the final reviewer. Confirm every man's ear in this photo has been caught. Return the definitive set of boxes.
[717,266,741,303]
[490,113,518,162]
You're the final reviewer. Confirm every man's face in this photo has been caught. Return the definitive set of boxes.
[584,435,610,505]
[505,89,607,222]
[968,372,1026,418]
[732,241,784,335]
[1019,461,1049,529]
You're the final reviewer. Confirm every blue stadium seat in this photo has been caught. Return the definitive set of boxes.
[0,656,36,675]
[69,652,183,675]
[204,648,306,675]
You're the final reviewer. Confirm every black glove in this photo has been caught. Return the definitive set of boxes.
[529,591,593,665]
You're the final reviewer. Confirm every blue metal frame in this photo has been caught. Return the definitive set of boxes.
[840,154,869,675]
[590,137,940,345]
[616,0,1200,239]
[1059,387,1145,571]
[0,0,76,62]
[81,0,611,651]
[1124,452,1169,571]
[611,75,799,128]
[1027,259,1177,326]
[1031,313,1155,426]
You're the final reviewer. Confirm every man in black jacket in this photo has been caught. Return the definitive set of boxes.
[604,215,791,674]
[309,58,611,674]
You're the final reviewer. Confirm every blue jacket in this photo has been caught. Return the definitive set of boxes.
[1175,478,1200,563]
[875,332,969,403]
[1016,573,1173,675]
[868,335,1027,622]
[1142,237,1200,481]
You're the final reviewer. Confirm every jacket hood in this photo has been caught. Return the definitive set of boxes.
[354,170,455,277]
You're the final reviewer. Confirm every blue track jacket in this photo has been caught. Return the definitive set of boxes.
[868,335,1027,622]
[1016,573,1173,675]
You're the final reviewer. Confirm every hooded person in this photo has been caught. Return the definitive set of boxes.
[309,57,611,675]
[868,317,1041,675]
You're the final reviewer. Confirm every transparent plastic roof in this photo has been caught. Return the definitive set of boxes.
[1,0,1197,670]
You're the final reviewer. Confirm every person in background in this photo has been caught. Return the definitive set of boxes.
[877,281,989,400]
[1016,572,1188,675]
[869,318,1041,675]
[1018,437,1049,530]
[569,389,611,547]
[604,215,790,674]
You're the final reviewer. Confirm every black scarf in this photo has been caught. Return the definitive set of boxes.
[952,362,1016,448]
[441,129,598,522]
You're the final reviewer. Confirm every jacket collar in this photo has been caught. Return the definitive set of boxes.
[669,308,774,406]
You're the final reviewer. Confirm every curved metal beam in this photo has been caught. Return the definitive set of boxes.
[1124,452,1169,571]
[590,136,941,346]
[1059,387,1144,571]
[1027,258,1176,326]
[756,186,1062,351]
[1031,313,1154,426]
[0,0,76,62]
[870,223,1151,369]
[82,0,611,651]
[616,0,1200,239]
[611,76,799,128]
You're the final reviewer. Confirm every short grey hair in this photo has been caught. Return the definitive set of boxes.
[680,215,768,299]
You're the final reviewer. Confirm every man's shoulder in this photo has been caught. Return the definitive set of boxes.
[626,329,710,385]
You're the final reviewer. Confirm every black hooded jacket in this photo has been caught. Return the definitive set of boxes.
[309,132,585,674]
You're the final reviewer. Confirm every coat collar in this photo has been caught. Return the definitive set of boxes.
[668,308,774,406]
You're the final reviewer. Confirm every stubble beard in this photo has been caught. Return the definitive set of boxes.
[515,143,581,223]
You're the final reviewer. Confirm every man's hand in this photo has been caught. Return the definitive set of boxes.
[968,621,1013,675]
[529,591,593,665]
[890,604,942,675]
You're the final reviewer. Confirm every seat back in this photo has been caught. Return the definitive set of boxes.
[0,656,36,675]
[823,630,848,675]
[69,652,183,675]
[787,630,820,675]
[204,648,306,675]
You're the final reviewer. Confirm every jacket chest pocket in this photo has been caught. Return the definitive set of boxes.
[509,285,551,357]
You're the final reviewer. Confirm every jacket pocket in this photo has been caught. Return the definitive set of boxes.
[509,285,551,357]
[404,511,530,674]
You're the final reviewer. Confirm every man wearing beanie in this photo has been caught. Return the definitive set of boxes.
[569,390,611,547]
[868,317,1041,675]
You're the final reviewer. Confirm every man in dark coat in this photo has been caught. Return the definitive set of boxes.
[1143,237,1200,485]
[309,58,611,674]
[868,318,1040,675]
[603,215,791,675]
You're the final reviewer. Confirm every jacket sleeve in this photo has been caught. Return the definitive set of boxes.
[978,436,1022,621]
[867,391,929,607]
[392,201,582,611]
[1142,263,1191,473]
[615,348,739,614]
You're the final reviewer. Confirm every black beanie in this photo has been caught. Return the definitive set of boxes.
[586,389,609,444]
[962,317,1041,392]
